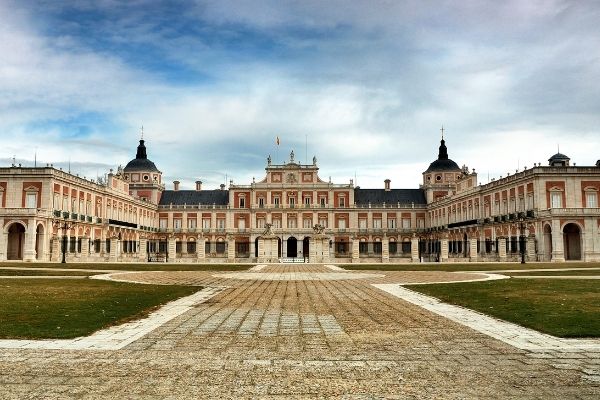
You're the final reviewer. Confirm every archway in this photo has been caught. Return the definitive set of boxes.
[543,224,552,261]
[35,224,44,260]
[563,223,581,260]
[302,237,310,260]
[7,222,26,260]
[287,237,298,258]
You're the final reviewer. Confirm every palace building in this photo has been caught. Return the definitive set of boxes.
[1,135,599,263]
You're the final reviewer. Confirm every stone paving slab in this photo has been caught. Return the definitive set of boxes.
[0,264,598,398]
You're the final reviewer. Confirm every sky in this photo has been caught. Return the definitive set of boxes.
[1,0,600,190]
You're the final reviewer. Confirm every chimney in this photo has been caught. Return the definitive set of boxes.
[220,184,225,190]
[173,180,180,191]
[195,180,202,191]
[384,179,391,191]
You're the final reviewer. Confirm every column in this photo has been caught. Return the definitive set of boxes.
[309,237,318,263]
[352,237,359,262]
[551,219,565,262]
[168,236,176,262]
[411,236,419,262]
[109,236,118,262]
[321,237,330,262]
[526,234,535,260]
[440,237,449,262]
[51,236,60,262]
[139,237,148,262]
[80,236,89,262]
[498,237,507,261]
[382,236,389,263]
[197,236,206,261]
[23,220,37,262]
[0,218,4,261]
[583,218,600,261]
[469,238,478,262]
[249,238,255,260]
[227,236,235,261]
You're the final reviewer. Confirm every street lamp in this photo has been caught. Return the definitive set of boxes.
[53,216,75,263]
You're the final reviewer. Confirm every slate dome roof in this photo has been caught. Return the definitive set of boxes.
[548,152,570,163]
[124,140,159,172]
[425,138,461,173]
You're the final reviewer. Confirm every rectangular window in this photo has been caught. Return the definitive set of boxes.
[188,219,196,229]
[239,197,245,208]
[202,219,211,229]
[159,219,167,229]
[274,197,280,207]
[272,219,281,228]
[359,219,367,229]
[373,219,382,229]
[402,218,411,229]
[387,219,396,229]
[238,219,246,230]
[187,241,196,253]
[373,242,382,254]
[289,197,295,207]
[258,197,265,207]
[318,218,327,228]
[257,218,265,228]
[320,197,326,207]
[551,192,562,208]
[26,193,37,208]
[587,192,598,208]
[527,194,534,210]
[339,197,346,207]
[54,193,60,209]
[304,197,311,206]
[338,219,346,229]
[174,219,182,229]
[217,219,225,230]
[287,218,297,228]
[303,219,312,228]
[417,219,425,228]
[216,241,226,254]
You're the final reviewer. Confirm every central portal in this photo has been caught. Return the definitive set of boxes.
[287,237,298,257]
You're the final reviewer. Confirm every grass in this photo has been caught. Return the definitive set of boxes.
[0,262,250,272]
[341,262,600,272]
[506,269,600,276]
[0,269,96,276]
[0,279,199,339]
[407,279,600,338]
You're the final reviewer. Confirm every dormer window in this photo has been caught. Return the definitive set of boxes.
[436,175,442,181]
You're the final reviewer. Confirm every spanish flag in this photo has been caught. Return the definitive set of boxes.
[276,136,280,146]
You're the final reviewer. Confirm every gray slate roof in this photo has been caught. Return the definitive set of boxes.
[354,188,426,205]
[159,190,229,206]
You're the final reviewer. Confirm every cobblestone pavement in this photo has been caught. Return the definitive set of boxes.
[0,265,599,399]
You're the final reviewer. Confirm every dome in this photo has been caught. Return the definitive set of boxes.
[548,152,570,162]
[425,138,461,173]
[124,140,160,172]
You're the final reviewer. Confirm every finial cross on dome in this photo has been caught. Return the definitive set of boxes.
[140,125,144,140]
[440,125,445,140]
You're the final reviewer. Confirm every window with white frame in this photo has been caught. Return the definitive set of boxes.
[288,196,295,207]
[258,197,264,207]
[338,218,346,229]
[586,191,598,208]
[320,197,326,207]
[53,193,60,209]
[26,192,37,208]
[304,196,310,206]
[239,196,245,208]
[417,218,425,228]
[550,191,562,208]
[402,218,411,229]
[202,218,211,229]
[318,217,328,227]
[272,219,281,228]
[373,218,382,229]
[359,219,367,229]
[303,218,312,228]
[274,196,280,207]
[238,218,245,230]
[217,219,225,230]
[287,218,297,228]
[174,219,182,230]
[188,218,197,229]
[527,194,534,210]
[387,218,396,229]
[159,219,167,229]
[257,218,265,228]
[338,196,346,207]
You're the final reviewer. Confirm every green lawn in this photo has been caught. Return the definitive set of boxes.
[341,262,600,272]
[407,279,600,338]
[506,269,600,276]
[0,262,250,272]
[0,279,198,339]
[0,269,95,276]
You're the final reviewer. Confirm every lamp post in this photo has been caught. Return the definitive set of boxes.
[519,218,526,264]
[53,216,75,264]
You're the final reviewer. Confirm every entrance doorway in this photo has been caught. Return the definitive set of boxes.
[7,223,26,260]
[287,237,298,257]
[563,223,581,260]
[303,237,310,260]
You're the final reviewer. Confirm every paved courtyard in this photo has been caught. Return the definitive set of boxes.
[1,264,599,399]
